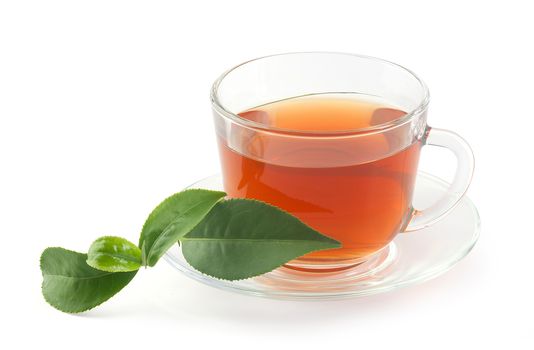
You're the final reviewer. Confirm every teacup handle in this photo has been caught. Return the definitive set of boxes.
[405,127,475,232]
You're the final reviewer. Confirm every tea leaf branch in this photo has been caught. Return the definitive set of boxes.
[40,189,340,313]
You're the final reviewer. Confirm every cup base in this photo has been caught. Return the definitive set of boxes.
[251,244,397,292]
[283,245,392,273]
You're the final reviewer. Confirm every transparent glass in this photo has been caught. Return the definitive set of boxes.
[210,52,475,271]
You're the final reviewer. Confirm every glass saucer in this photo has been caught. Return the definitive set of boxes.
[164,172,480,300]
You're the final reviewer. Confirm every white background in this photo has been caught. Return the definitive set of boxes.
[1,0,532,348]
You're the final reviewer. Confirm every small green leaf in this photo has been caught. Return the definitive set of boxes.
[181,199,341,280]
[139,189,226,267]
[41,247,137,313]
[87,236,141,272]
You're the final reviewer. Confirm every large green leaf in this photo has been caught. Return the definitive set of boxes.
[139,189,226,267]
[181,199,341,280]
[87,236,142,272]
[41,247,137,313]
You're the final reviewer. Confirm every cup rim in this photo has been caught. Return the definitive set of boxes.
[210,52,430,136]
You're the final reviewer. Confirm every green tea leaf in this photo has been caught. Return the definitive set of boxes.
[181,199,341,280]
[41,247,137,313]
[87,236,141,272]
[139,189,226,267]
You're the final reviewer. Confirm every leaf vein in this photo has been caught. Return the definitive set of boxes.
[181,237,337,244]
[91,252,141,263]
[43,273,115,280]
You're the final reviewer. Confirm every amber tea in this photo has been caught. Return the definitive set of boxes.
[217,94,422,264]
